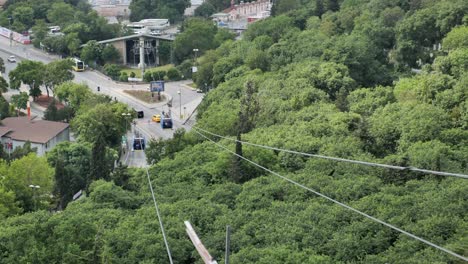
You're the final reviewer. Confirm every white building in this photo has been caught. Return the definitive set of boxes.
[0,117,70,156]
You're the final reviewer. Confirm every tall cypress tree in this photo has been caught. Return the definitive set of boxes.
[232,80,259,183]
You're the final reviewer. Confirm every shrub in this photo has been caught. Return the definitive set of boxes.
[152,70,166,81]
[119,72,128,82]
[177,59,193,79]
[103,64,121,80]
[166,67,182,81]
[129,71,136,78]
[143,71,153,82]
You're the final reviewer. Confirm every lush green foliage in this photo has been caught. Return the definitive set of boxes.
[1,0,467,263]
[0,0,121,56]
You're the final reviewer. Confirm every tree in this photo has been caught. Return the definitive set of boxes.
[12,6,34,31]
[173,18,218,63]
[54,82,92,111]
[80,40,102,66]
[8,60,46,100]
[194,2,216,18]
[0,96,10,120]
[0,57,5,73]
[245,49,269,71]
[46,2,75,28]
[443,26,468,50]
[47,142,91,209]
[31,19,49,48]
[214,28,236,46]
[244,15,297,42]
[44,59,74,97]
[64,32,82,56]
[101,44,120,64]
[43,100,59,121]
[71,103,129,147]
[2,153,54,212]
[0,76,8,94]
[231,80,260,183]
[10,92,29,116]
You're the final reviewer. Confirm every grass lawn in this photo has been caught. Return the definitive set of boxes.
[123,90,166,103]
[187,83,197,88]
[121,64,175,78]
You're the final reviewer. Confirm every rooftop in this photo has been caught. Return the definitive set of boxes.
[1,117,69,144]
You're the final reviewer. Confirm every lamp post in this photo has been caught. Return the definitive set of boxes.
[177,90,182,119]
[28,185,40,210]
[7,16,12,47]
[193,48,199,62]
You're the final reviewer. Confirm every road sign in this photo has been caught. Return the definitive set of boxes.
[150,81,165,92]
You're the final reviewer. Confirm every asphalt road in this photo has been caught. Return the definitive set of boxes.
[0,38,203,167]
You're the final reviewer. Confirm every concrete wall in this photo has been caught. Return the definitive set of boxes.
[1,138,45,156]
[93,4,130,18]
[44,127,70,155]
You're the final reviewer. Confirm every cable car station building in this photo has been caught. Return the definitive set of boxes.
[97,30,173,70]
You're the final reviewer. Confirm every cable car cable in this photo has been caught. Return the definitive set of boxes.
[192,128,468,262]
[192,127,468,180]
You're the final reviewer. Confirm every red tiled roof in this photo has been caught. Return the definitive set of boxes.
[1,117,69,144]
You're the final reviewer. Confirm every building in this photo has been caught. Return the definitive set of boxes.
[222,0,271,21]
[96,32,173,68]
[89,0,131,22]
[0,117,70,156]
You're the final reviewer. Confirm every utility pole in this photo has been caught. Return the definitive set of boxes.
[8,16,12,47]
[225,226,231,264]
[184,221,218,264]
[177,90,182,119]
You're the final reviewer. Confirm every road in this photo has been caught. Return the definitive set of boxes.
[0,37,204,167]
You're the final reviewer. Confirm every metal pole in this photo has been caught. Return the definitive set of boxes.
[8,17,12,47]
[179,91,182,119]
[225,225,231,264]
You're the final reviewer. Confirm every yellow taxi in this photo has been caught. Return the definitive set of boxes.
[152,114,161,122]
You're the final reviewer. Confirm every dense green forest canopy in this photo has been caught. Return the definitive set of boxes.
[1,0,468,263]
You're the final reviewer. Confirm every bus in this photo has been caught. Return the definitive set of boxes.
[72,58,84,72]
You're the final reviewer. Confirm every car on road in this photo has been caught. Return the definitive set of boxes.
[7,56,16,63]
[152,114,161,122]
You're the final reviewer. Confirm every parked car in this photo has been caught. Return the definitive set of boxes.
[7,56,16,63]
[152,114,161,122]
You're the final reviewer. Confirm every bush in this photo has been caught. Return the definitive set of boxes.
[166,67,182,81]
[119,72,128,82]
[152,70,166,81]
[177,59,193,79]
[143,71,153,82]
[129,71,136,78]
[143,70,167,82]
[103,64,121,80]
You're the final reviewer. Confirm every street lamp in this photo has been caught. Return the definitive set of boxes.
[122,113,131,132]
[7,16,12,47]
[193,48,199,62]
[177,90,182,119]
[28,185,40,210]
